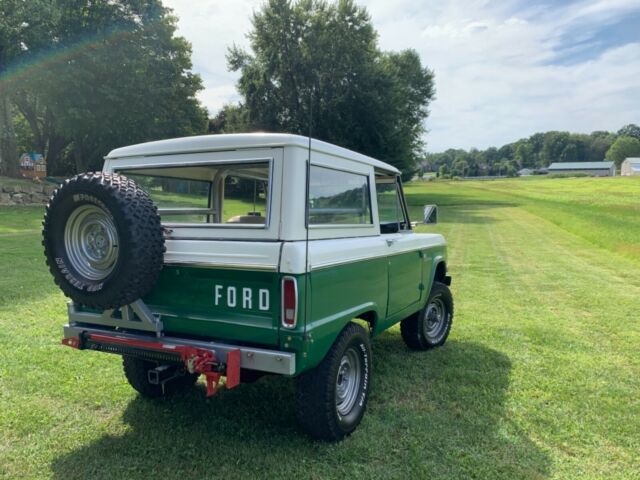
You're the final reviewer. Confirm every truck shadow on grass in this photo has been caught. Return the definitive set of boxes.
[51,338,550,479]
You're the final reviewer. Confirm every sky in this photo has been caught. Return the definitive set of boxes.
[162,0,640,152]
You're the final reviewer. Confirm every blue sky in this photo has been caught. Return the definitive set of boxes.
[164,0,640,152]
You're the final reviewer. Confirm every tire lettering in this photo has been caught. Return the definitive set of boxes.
[87,283,103,292]
[359,342,369,407]
[72,194,113,219]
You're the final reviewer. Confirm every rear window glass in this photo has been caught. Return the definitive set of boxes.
[308,166,372,225]
[120,162,270,225]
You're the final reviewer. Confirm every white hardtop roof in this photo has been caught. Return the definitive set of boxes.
[106,133,400,174]
[623,157,640,163]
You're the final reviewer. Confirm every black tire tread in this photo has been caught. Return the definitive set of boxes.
[42,172,164,309]
[400,281,454,350]
[295,323,371,441]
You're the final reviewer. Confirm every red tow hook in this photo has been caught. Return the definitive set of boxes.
[179,347,222,397]
[179,347,241,397]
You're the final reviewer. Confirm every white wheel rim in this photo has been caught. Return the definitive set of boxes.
[64,204,119,281]
[425,296,447,341]
[335,347,362,416]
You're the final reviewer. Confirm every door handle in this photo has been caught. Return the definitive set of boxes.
[386,238,397,247]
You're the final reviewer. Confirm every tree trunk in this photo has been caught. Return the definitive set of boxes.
[73,143,86,173]
[0,94,19,177]
[46,134,69,175]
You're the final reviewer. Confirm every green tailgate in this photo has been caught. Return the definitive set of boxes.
[143,266,280,346]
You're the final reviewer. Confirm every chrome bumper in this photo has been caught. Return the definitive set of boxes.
[63,323,296,376]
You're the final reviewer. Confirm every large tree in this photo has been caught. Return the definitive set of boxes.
[3,0,207,175]
[225,0,435,177]
[617,124,640,140]
[0,0,55,176]
[606,136,640,169]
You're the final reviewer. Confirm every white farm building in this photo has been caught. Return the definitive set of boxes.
[621,158,640,176]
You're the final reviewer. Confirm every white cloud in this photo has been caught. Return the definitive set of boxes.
[163,0,260,112]
[164,0,640,152]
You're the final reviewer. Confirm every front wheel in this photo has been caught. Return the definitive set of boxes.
[401,281,454,350]
[295,323,371,441]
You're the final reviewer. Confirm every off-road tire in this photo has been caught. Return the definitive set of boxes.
[401,281,453,350]
[122,356,199,398]
[42,172,164,309]
[295,323,371,441]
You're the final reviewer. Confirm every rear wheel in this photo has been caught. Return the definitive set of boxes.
[295,323,371,441]
[401,282,453,350]
[122,356,198,398]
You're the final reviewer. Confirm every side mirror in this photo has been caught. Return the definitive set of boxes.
[423,205,438,224]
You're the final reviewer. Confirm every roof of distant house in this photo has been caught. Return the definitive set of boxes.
[548,161,614,170]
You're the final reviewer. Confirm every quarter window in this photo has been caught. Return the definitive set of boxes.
[308,166,372,225]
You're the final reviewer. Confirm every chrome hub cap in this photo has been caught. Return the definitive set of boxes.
[64,204,118,280]
[335,348,362,416]
[425,297,446,339]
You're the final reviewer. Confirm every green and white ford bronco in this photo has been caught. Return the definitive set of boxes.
[43,133,453,441]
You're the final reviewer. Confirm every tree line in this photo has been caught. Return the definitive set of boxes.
[426,124,640,178]
[0,0,436,179]
[0,0,208,177]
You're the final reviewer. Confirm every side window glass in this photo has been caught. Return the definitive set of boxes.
[308,166,372,225]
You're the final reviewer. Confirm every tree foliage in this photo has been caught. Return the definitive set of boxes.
[617,124,640,140]
[0,0,55,175]
[425,128,629,178]
[605,135,640,169]
[1,0,207,175]
[225,0,435,177]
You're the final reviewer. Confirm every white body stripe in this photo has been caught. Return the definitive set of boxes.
[281,233,445,274]
[164,240,281,271]
[162,233,445,274]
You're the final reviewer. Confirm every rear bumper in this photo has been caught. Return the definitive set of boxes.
[63,324,296,376]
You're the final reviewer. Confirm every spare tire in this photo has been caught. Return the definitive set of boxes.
[42,172,164,309]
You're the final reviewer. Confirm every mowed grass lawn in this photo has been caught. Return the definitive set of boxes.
[0,176,639,479]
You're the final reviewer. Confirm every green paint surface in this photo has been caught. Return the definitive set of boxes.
[144,266,281,346]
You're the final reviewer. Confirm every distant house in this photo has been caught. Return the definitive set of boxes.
[621,158,640,176]
[547,161,615,177]
[19,153,47,179]
[517,168,533,176]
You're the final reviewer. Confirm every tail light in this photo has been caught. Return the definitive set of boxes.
[281,276,298,329]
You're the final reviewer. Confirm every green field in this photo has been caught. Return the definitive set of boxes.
[0,177,638,479]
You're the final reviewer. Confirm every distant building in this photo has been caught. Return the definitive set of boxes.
[19,153,46,179]
[547,161,615,177]
[517,168,533,176]
[621,158,640,176]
